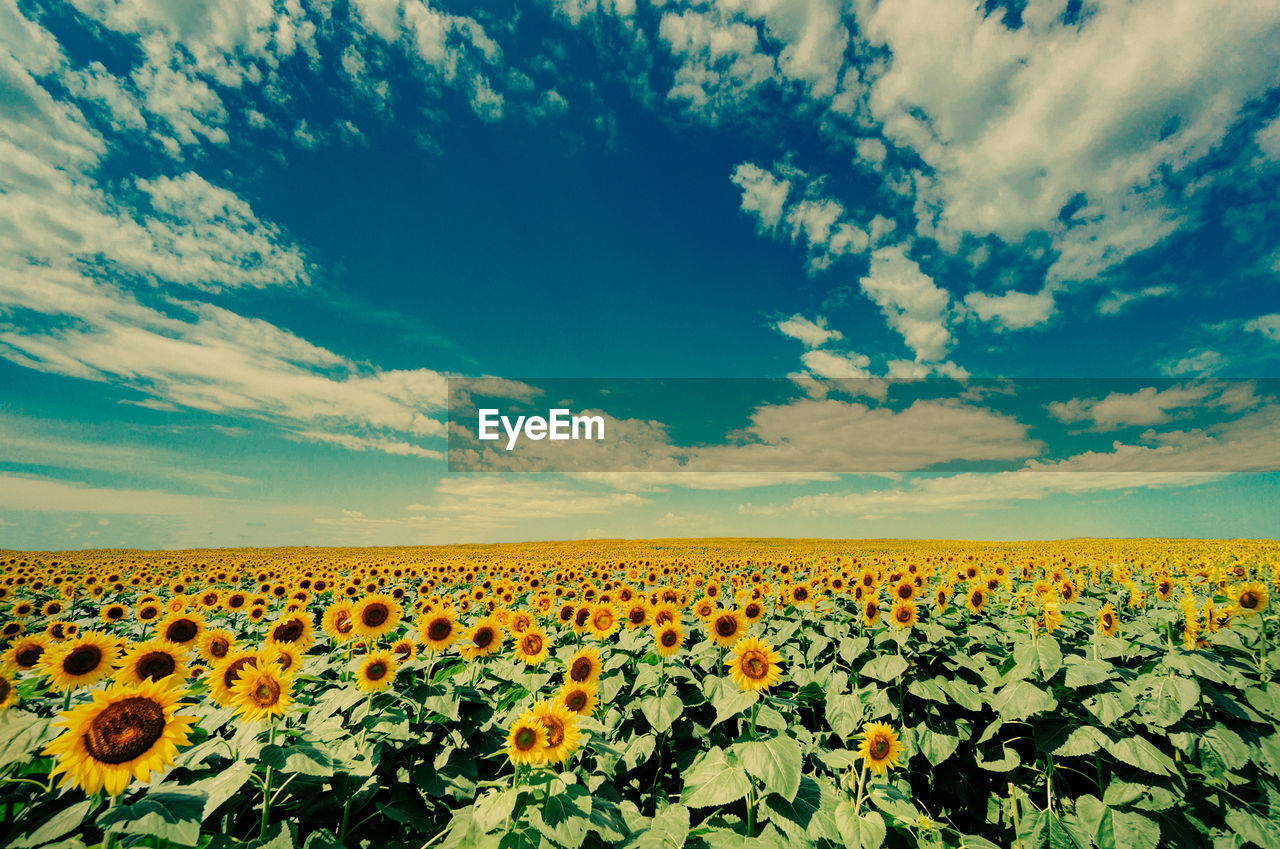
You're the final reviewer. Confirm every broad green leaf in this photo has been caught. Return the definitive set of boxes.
[681,748,753,808]
[833,805,886,849]
[1109,735,1176,776]
[1053,726,1109,758]
[262,741,334,777]
[1014,636,1062,679]
[623,804,690,849]
[1138,677,1199,728]
[0,712,54,767]
[735,735,802,803]
[11,798,99,849]
[825,693,864,740]
[97,790,205,847]
[1201,726,1250,772]
[246,821,296,849]
[1074,795,1160,849]
[531,783,593,849]
[991,680,1056,722]
[640,692,683,734]
[1064,658,1115,688]
[706,676,758,726]
[914,723,960,766]
[1225,809,1280,849]
[760,775,823,842]
[861,655,908,682]
[473,789,521,833]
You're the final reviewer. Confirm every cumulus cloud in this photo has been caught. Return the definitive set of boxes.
[859,245,953,361]
[774,314,843,348]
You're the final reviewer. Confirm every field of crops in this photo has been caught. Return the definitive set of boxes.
[0,539,1277,849]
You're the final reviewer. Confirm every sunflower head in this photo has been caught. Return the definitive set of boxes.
[858,722,904,775]
[354,650,399,692]
[566,646,601,684]
[352,594,403,639]
[157,610,204,646]
[322,602,358,644]
[117,639,190,686]
[1234,583,1268,615]
[558,681,598,716]
[506,711,548,766]
[209,649,259,706]
[419,610,460,652]
[0,672,18,709]
[531,700,581,765]
[459,618,504,661]
[709,609,744,647]
[268,613,315,650]
[890,600,918,630]
[42,632,121,691]
[230,660,294,722]
[3,635,48,672]
[654,623,684,658]
[727,635,782,693]
[513,628,550,665]
[1097,602,1119,637]
[44,677,196,796]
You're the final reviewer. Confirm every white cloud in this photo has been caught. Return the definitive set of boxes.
[1097,285,1175,316]
[861,0,1280,301]
[963,288,1056,331]
[800,349,872,378]
[1244,313,1280,343]
[774,314,842,348]
[859,245,952,360]
[730,162,791,233]
[1048,384,1215,430]
[0,472,230,515]
[1160,348,1225,377]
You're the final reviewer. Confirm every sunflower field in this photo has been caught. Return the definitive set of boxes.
[0,538,1277,849]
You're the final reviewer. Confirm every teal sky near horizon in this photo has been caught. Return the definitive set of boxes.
[2,0,1280,549]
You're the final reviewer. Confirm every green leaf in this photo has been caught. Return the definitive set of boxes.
[1201,726,1250,772]
[833,805,886,849]
[640,692,683,734]
[681,748,753,808]
[1109,734,1176,776]
[735,735,802,803]
[825,693,864,740]
[1138,677,1199,728]
[760,775,823,842]
[246,821,296,849]
[1053,726,1109,758]
[182,760,255,818]
[706,676,758,726]
[1226,808,1280,849]
[623,804,690,849]
[531,783,593,849]
[262,741,334,777]
[991,680,1057,722]
[97,790,205,847]
[1245,684,1280,721]
[1074,795,1160,849]
[473,789,520,833]
[861,655,909,682]
[1014,636,1062,679]
[1064,658,1115,688]
[914,723,960,766]
[11,798,99,848]
[622,733,656,772]
[0,712,54,767]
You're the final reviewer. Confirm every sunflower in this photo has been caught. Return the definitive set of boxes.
[1041,601,1064,635]
[391,638,418,662]
[506,711,548,766]
[508,611,534,634]
[566,646,602,684]
[1233,582,1268,616]
[858,722,904,775]
[650,603,678,627]
[892,579,916,603]
[933,585,951,610]
[862,598,881,627]
[0,621,21,640]
[531,699,581,765]
[558,681,598,716]
[654,623,684,658]
[1097,602,1119,637]
[966,585,987,615]
[208,649,259,706]
[419,610,460,652]
[727,635,782,693]
[44,677,196,796]
[0,672,17,709]
[322,601,358,644]
[260,643,301,676]
[116,640,190,686]
[230,660,294,722]
[197,628,235,664]
[622,601,650,630]
[45,621,77,640]
[354,650,399,692]
[692,597,716,622]
[42,632,121,691]
[156,610,203,647]
[135,601,163,624]
[41,600,65,618]
[709,609,745,647]
[459,618,504,661]
[267,612,316,650]
[742,599,765,623]
[99,603,129,625]
[2,635,48,672]
[588,604,619,640]
[352,594,403,640]
[513,627,550,665]
[890,600,918,630]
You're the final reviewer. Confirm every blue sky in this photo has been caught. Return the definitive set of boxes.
[1,0,1279,549]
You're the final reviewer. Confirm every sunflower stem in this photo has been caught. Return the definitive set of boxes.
[852,762,870,814]
[260,721,275,839]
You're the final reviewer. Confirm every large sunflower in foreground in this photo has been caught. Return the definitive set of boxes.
[352,594,403,639]
[229,660,294,722]
[2,635,48,673]
[513,627,550,666]
[418,610,460,653]
[44,677,196,796]
[1233,582,1268,616]
[727,635,782,693]
[858,722,904,776]
[42,631,121,691]
[208,649,259,706]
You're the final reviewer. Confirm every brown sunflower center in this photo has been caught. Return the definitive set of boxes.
[394,643,412,659]
[593,612,613,630]
[521,634,543,655]
[82,696,166,765]
[574,608,591,628]
[569,657,594,681]
[741,650,768,679]
[334,612,354,634]
[628,608,646,624]
[136,651,177,681]
[15,645,43,667]
[542,716,565,747]
[252,678,282,706]
[63,645,103,677]
[209,636,230,658]
[1241,590,1261,610]
[361,603,389,627]
[869,736,890,759]
[514,727,538,751]
[660,629,679,647]
[139,606,159,620]
[745,603,762,618]
[273,620,305,643]
[714,616,737,637]
[472,627,495,649]
[107,606,125,620]
[565,691,587,712]
[366,662,388,681]
[228,595,246,609]
[895,607,912,623]
[794,587,810,601]
[427,619,452,641]
[165,619,198,643]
